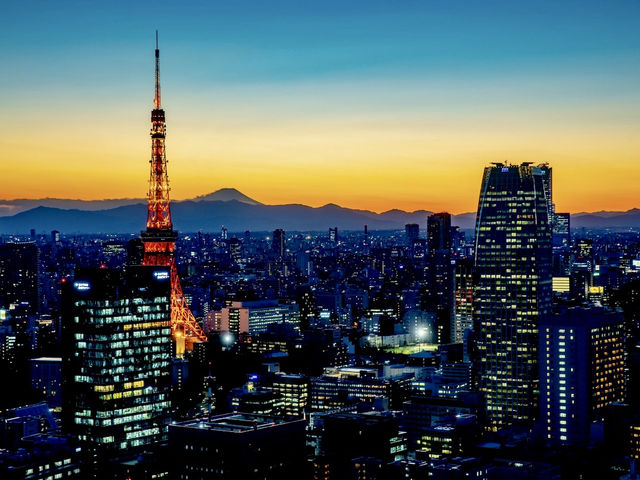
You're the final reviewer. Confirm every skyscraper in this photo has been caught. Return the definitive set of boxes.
[427,213,452,255]
[405,223,420,244]
[539,308,625,445]
[454,258,474,344]
[329,227,338,244]
[473,162,552,429]
[61,266,172,475]
[427,213,454,343]
[0,242,39,314]
[552,213,571,249]
[272,228,285,259]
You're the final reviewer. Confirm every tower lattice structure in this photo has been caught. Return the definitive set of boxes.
[141,34,207,348]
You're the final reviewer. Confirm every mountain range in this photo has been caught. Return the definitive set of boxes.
[0,188,638,234]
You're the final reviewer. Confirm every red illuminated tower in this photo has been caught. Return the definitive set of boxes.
[141,33,207,351]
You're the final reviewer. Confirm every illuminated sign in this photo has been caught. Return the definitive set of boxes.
[73,281,91,291]
[0,309,6,321]
[153,270,170,281]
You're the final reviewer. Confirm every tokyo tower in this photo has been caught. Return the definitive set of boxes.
[141,33,207,353]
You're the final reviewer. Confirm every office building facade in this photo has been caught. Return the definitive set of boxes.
[539,308,625,445]
[61,267,172,471]
[169,413,306,480]
[220,299,299,335]
[473,163,553,428]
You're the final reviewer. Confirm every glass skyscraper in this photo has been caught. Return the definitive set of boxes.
[61,266,172,474]
[473,163,552,428]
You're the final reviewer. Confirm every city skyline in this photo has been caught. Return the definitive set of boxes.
[1,1,640,214]
[3,3,640,478]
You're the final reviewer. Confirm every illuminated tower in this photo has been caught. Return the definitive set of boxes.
[473,162,552,429]
[141,33,207,352]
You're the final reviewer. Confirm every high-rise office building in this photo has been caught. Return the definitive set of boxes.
[427,213,454,343]
[329,227,338,244]
[473,163,552,429]
[538,163,554,223]
[405,223,420,244]
[61,266,172,475]
[270,373,310,417]
[227,237,243,265]
[0,242,39,314]
[272,228,285,258]
[427,213,452,255]
[453,259,474,344]
[553,213,570,249]
[539,308,625,445]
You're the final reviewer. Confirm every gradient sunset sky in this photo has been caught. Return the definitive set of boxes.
[1,1,639,214]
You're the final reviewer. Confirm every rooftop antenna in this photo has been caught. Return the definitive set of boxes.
[154,30,161,109]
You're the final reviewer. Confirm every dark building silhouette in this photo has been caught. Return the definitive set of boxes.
[126,236,145,266]
[473,163,552,429]
[426,213,454,343]
[0,242,39,314]
[427,213,451,255]
[169,413,306,480]
[29,356,62,409]
[0,433,83,479]
[272,228,285,258]
[405,223,420,244]
[319,412,407,480]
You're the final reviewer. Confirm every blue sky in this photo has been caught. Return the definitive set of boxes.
[1,1,639,212]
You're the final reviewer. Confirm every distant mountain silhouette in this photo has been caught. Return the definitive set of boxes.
[0,199,440,234]
[193,188,262,205]
[0,187,261,217]
[571,209,640,229]
[0,189,637,233]
[0,197,145,217]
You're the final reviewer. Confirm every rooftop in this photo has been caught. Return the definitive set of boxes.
[172,413,299,434]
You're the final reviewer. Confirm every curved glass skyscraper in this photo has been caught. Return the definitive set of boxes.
[473,163,552,429]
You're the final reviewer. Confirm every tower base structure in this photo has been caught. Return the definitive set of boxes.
[142,230,207,355]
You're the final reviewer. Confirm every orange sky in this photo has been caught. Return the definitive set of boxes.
[2,2,639,215]
[1,105,638,214]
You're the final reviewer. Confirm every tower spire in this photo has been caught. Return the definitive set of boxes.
[141,33,207,352]
[154,30,161,109]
